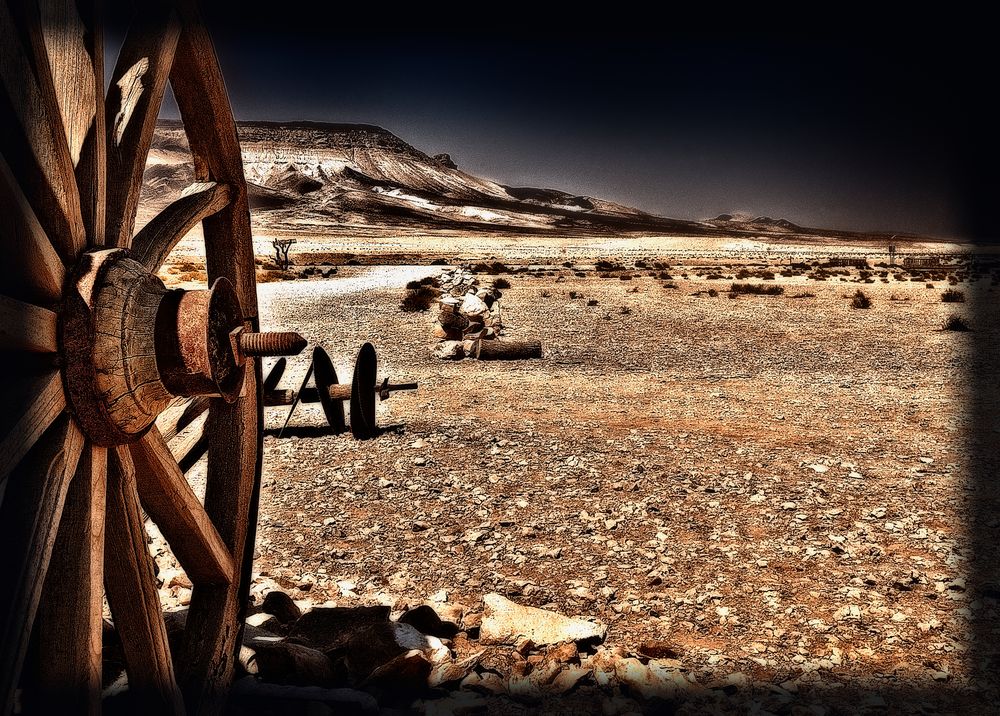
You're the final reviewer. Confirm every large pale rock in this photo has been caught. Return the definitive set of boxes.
[479,593,606,647]
[250,641,335,686]
[346,621,450,680]
[460,293,488,319]
[433,341,464,360]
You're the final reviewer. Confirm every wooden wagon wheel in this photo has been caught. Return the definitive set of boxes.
[0,2,303,714]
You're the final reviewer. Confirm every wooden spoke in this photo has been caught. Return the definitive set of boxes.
[179,389,260,711]
[0,414,85,713]
[171,413,209,473]
[0,370,65,488]
[35,443,106,715]
[105,2,180,249]
[0,0,86,260]
[27,0,97,169]
[0,152,65,304]
[130,428,234,586]
[60,0,106,245]
[0,294,58,353]
[132,182,232,270]
[105,446,184,716]
[170,21,256,314]
[156,395,211,444]
[171,18,264,711]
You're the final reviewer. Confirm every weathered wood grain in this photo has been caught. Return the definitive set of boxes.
[132,182,231,270]
[130,428,234,586]
[105,2,180,249]
[0,414,84,714]
[0,151,66,304]
[156,395,211,444]
[0,293,58,353]
[0,370,65,487]
[0,0,85,259]
[105,446,185,716]
[35,443,107,716]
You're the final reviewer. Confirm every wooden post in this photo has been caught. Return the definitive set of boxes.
[476,340,542,360]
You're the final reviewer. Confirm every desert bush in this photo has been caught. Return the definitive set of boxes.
[941,288,965,303]
[658,271,673,280]
[575,271,586,277]
[540,289,551,298]
[730,283,784,296]
[618,306,632,315]
[708,288,719,297]
[662,282,678,289]
[706,273,725,280]
[736,268,752,279]
[596,260,624,272]
[619,274,633,281]
[942,314,971,331]
[850,289,872,309]
[791,291,816,298]
[494,277,511,289]
[925,283,934,289]
[400,285,440,312]
[587,299,598,306]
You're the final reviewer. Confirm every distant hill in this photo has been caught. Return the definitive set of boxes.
[141,120,930,243]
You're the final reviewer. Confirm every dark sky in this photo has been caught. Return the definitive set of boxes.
[145,14,994,239]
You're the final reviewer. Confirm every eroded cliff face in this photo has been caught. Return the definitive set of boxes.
[141,120,709,236]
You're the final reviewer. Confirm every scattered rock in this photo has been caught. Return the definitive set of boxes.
[399,604,460,639]
[262,590,302,624]
[251,641,336,686]
[289,606,391,652]
[479,593,606,647]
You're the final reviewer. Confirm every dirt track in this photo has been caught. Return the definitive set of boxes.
[195,253,1000,708]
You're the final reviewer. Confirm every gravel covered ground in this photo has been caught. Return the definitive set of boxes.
[150,251,1000,712]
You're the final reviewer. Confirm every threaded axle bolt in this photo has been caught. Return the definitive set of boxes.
[239,331,307,357]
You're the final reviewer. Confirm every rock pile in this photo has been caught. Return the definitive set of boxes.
[432,267,506,360]
[136,590,745,714]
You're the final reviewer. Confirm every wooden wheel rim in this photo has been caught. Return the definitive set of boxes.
[0,3,263,714]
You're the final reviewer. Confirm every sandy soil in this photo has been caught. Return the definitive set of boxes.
[152,237,999,711]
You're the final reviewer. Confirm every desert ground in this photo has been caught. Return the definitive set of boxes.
[146,232,1000,714]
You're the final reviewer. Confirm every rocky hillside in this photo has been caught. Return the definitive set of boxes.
[142,120,924,242]
[142,120,705,237]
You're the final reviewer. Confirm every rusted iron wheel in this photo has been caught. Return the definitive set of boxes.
[0,2,278,713]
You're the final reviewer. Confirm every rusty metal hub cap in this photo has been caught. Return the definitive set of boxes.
[61,249,252,446]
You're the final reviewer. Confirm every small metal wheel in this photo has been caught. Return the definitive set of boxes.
[312,347,346,433]
[350,342,379,440]
[0,2,296,713]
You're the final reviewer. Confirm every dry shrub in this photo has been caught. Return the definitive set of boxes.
[943,314,971,331]
[400,285,440,312]
[730,283,784,296]
[941,289,965,303]
[791,291,816,298]
[850,289,872,309]
[494,277,511,289]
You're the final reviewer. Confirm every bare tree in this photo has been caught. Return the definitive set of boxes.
[272,238,296,270]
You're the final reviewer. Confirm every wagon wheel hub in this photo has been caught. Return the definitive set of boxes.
[61,249,303,447]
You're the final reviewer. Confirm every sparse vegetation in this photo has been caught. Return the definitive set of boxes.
[942,314,971,331]
[850,289,872,309]
[400,285,440,312]
[791,291,816,298]
[494,277,511,289]
[618,306,632,315]
[540,289,551,298]
[730,283,784,296]
[271,238,296,270]
[708,288,719,297]
[941,288,965,303]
